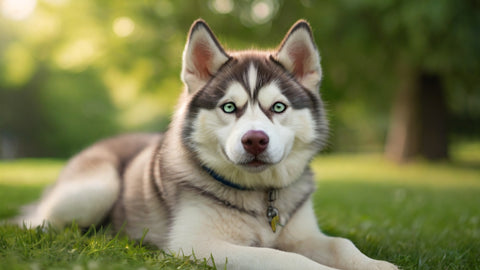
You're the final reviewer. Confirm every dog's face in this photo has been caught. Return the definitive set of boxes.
[181,20,327,187]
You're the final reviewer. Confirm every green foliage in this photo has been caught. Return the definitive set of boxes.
[0,0,479,157]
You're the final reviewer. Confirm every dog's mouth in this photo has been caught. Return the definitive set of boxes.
[221,148,277,172]
[244,158,267,167]
[239,157,272,172]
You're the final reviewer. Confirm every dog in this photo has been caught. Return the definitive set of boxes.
[16,19,398,270]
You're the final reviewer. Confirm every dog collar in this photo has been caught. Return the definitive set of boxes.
[201,165,253,191]
[201,165,283,232]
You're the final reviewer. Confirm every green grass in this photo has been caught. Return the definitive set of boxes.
[1,144,479,269]
[0,224,214,270]
[0,161,214,270]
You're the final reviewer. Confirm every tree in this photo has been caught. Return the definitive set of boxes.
[275,0,480,162]
[1,0,478,159]
[378,1,478,162]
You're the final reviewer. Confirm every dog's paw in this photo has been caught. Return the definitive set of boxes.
[365,260,399,270]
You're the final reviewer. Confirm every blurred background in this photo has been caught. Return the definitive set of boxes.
[0,0,479,163]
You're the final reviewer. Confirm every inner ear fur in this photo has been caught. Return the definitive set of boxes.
[274,20,322,91]
[181,19,231,93]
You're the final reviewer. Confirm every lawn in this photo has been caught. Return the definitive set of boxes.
[0,143,479,269]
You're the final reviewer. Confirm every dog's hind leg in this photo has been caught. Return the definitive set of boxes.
[20,151,121,228]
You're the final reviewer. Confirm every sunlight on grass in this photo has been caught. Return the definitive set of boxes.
[312,144,480,188]
[0,159,63,186]
[0,159,64,218]
[453,141,480,164]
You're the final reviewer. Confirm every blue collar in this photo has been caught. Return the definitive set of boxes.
[202,166,253,191]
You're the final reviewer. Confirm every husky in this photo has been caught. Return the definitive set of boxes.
[16,19,398,270]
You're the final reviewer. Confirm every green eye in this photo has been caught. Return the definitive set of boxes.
[271,102,287,113]
[222,102,236,113]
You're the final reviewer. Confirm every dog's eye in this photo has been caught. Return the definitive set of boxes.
[271,102,287,113]
[222,102,236,113]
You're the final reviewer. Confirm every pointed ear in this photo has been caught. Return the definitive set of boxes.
[274,20,322,91]
[181,19,230,93]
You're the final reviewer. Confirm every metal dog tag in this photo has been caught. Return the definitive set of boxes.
[267,206,280,233]
[270,215,280,233]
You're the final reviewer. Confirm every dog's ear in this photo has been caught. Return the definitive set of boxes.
[274,20,322,92]
[181,19,230,93]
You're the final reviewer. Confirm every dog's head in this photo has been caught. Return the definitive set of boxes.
[180,19,328,188]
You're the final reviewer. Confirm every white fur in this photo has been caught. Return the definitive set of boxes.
[24,164,119,228]
[168,194,336,270]
[192,80,309,188]
[247,63,258,94]
[168,193,397,270]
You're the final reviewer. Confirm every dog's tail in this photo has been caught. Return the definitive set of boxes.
[7,133,163,229]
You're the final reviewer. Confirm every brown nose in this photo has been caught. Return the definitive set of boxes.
[241,130,269,156]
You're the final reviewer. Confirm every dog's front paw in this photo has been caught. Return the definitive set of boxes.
[365,259,399,270]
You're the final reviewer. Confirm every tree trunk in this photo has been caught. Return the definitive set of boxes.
[385,67,421,163]
[418,73,449,160]
[385,69,449,163]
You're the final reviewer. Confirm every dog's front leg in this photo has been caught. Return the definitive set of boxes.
[277,200,398,270]
[167,200,339,270]
[169,239,340,270]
